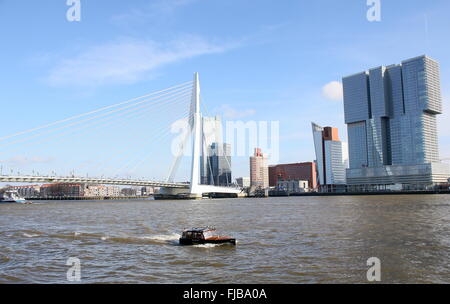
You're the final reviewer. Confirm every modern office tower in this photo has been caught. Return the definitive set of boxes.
[200,116,223,184]
[312,123,348,191]
[250,148,269,189]
[269,162,317,190]
[343,55,449,189]
[206,142,232,186]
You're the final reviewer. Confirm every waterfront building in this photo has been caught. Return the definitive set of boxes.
[39,184,53,198]
[269,162,317,190]
[236,177,251,188]
[343,55,450,189]
[40,183,85,198]
[250,148,269,189]
[85,185,120,197]
[121,187,138,196]
[38,183,121,198]
[140,186,154,196]
[276,180,309,193]
[312,123,348,192]
[10,185,41,198]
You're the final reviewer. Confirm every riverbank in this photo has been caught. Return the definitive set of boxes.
[25,196,153,201]
[268,189,450,197]
[23,191,450,201]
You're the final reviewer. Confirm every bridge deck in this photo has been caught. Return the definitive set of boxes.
[0,176,189,188]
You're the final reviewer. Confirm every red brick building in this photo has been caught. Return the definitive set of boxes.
[269,162,317,190]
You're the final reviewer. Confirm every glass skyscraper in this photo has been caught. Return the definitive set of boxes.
[343,55,449,189]
[312,123,348,191]
[207,142,232,187]
[200,116,223,185]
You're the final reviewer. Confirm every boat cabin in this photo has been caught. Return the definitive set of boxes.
[179,227,236,245]
[181,228,215,241]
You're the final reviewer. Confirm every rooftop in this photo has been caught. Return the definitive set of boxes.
[184,227,216,232]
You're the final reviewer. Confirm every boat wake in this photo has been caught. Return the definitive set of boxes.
[94,232,181,245]
[18,229,183,246]
[193,243,234,248]
[22,233,40,238]
[139,233,180,245]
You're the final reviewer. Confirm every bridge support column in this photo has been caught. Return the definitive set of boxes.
[189,72,203,199]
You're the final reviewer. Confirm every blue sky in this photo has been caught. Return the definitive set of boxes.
[0,0,449,181]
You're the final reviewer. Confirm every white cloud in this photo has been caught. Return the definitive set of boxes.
[322,81,343,101]
[44,35,234,87]
[216,104,256,119]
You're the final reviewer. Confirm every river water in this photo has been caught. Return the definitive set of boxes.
[0,195,449,284]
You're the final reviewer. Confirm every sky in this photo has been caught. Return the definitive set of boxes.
[0,0,449,181]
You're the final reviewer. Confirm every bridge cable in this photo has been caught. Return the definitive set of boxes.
[0,80,192,142]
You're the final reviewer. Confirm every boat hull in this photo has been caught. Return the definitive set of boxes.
[179,238,236,246]
[0,200,26,203]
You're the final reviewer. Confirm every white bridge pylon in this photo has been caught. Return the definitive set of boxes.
[164,73,242,199]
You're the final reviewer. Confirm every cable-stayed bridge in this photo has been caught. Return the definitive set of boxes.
[0,176,187,189]
[0,73,242,199]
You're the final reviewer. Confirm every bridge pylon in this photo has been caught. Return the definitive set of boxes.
[158,73,243,200]
[189,72,202,199]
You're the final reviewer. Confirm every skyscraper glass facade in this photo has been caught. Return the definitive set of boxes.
[207,142,232,186]
[311,123,347,188]
[343,55,449,188]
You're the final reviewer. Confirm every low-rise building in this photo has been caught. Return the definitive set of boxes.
[276,180,309,193]
[236,177,250,189]
[85,185,120,197]
[40,183,84,198]
[121,187,138,196]
[10,185,41,198]
[269,162,317,190]
[140,186,154,196]
[39,183,120,198]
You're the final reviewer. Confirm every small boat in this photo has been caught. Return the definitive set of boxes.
[179,227,236,245]
[0,190,27,203]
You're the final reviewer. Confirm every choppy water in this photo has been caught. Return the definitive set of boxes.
[0,196,449,283]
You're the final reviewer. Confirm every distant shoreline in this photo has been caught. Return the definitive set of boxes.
[17,190,450,201]
[269,190,450,197]
[24,196,153,201]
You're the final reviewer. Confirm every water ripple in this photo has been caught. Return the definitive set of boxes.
[0,196,449,283]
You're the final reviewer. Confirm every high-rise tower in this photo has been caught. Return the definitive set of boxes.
[250,148,269,189]
[343,55,449,189]
[312,123,348,191]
